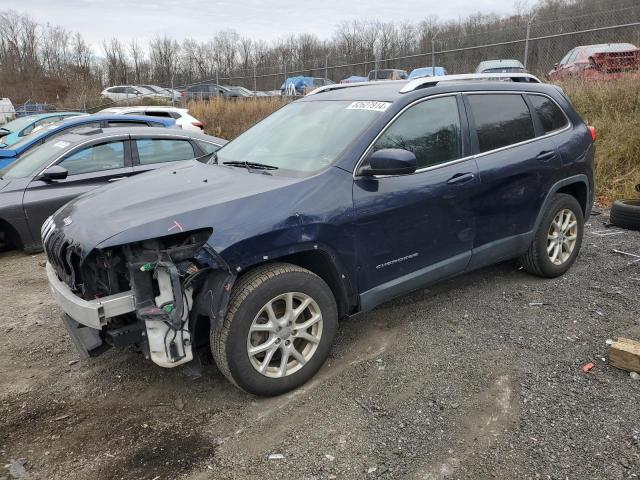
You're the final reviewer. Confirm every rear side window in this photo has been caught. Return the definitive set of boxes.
[529,95,568,134]
[136,138,196,165]
[467,94,535,153]
[60,141,125,175]
[145,111,172,118]
[372,96,461,169]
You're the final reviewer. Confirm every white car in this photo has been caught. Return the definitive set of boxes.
[101,85,165,103]
[0,98,15,125]
[97,106,204,131]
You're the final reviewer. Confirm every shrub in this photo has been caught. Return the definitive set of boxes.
[189,97,289,140]
[558,76,640,203]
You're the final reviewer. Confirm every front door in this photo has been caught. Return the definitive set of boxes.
[22,139,133,243]
[352,94,480,310]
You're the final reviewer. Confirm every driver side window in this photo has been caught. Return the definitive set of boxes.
[372,96,462,170]
[59,141,125,175]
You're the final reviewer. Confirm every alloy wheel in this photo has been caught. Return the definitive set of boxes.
[547,208,578,265]
[247,292,323,378]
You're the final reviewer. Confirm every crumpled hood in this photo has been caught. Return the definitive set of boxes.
[51,160,300,256]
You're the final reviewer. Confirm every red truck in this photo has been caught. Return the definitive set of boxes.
[548,43,640,80]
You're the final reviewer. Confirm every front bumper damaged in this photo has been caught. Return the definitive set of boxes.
[46,262,135,330]
[45,232,235,368]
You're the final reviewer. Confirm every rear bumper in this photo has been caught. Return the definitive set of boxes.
[46,262,135,329]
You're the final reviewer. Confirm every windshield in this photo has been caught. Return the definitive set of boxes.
[1,139,70,178]
[0,116,38,134]
[215,100,385,175]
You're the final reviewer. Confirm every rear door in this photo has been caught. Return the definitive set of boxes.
[22,139,134,239]
[464,92,562,270]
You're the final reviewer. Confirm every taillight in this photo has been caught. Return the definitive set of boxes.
[588,125,597,141]
[192,121,204,130]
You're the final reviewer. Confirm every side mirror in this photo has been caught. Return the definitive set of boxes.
[359,148,417,176]
[40,165,68,182]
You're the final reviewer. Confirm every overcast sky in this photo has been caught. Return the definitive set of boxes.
[11,0,519,47]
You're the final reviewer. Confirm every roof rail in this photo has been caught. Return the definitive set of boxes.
[306,79,400,96]
[399,73,541,93]
[306,72,542,97]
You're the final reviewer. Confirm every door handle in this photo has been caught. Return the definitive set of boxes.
[536,150,556,161]
[108,177,126,182]
[447,173,475,185]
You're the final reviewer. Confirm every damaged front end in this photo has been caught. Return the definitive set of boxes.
[44,223,235,367]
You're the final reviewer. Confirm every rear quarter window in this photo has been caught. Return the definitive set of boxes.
[467,94,535,153]
[528,95,569,134]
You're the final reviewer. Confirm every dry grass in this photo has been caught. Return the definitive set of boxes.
[190,78,640,201]
[190,97,289,140]
[558,76,640,203]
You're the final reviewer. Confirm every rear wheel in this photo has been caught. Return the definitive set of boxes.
[211,263,337,396]
[520,193,584,277]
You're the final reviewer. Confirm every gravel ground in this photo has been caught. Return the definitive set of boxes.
[1,209,640,480]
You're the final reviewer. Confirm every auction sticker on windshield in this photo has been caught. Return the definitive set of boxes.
[346,101,391,112]
[53,141,70,148]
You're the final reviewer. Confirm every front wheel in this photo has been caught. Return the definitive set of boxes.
[520,193,584,278]
[211,263,337,396]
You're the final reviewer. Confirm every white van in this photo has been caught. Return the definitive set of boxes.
[0,99,15,125]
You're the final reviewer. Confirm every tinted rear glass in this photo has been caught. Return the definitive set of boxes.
[467,94,535,153]
[529,95,568,134]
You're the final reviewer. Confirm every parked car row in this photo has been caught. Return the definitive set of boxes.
[0,125,225,251]
[101,85,181,102]
[281,42,638,95]
[0,104,220,250]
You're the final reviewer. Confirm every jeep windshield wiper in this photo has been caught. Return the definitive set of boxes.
[222,160,278,171]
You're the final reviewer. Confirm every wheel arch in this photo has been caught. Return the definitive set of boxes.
[534,175,590,233]
[556,181,588,216]
[236,246,357,320]
[0,217,24,250]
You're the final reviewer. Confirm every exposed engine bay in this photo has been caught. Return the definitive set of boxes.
[45,226,235,368]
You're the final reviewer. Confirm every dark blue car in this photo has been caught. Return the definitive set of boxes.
[0,114,177,169]
[43,73,595,396]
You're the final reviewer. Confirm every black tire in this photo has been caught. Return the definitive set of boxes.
[520,193,584,278]
[211,262,337,396]
[610,199,640,231]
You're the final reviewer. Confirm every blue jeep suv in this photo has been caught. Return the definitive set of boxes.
[43,73,595,396]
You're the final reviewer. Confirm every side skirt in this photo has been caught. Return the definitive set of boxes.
[358,251,471,312]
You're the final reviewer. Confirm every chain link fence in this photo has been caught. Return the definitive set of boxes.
[12,4,639,113]
[220,7,640,90]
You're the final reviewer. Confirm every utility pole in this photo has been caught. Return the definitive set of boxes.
[253,63,257,98]
[524,13,537,70]
[431,30,440,73]
[283,61,287,93]
[170,75,175,107]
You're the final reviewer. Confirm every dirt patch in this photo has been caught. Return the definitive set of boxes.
[2,212,640,479]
